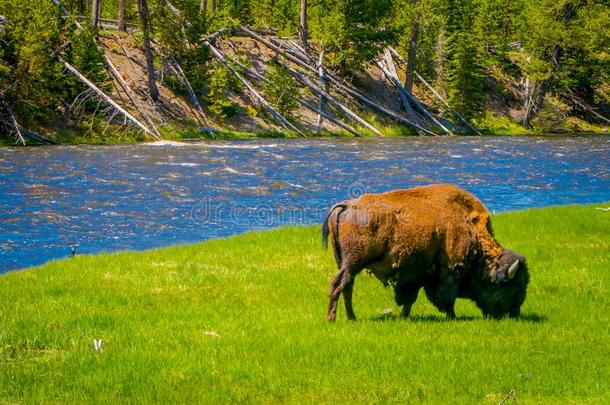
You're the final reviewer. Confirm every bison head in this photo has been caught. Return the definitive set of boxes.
[471,248,529,319]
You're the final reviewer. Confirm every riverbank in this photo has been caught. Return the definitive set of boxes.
[1,203,608,402]
[1,121,608,146]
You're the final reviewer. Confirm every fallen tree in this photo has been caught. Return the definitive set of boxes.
[204,39,304,136]
[50,0,161,140]
[388,47,481,135]
[224,52,360,136]
[57,55,156,137]
[235,25,437,135]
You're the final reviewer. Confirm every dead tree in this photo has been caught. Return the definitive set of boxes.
[224,53,360,136]
[0,92,25,145]
[404,0,419,93]
[523,47,558,128]
[389,47,480,135]
[378,49,415,116]
[105,47,162,138]
[166,56,214,133]
[377,50,451,135]
[205,40,304,136]
[315,50,325,132]
[236,25,434,135]
[118,0,127,31]
[91,0,100,29]
[277,59,382,136]
[138,0,160,101]
[524,3,575,127]
[299,0,308,49]
[50,0,160,138]
[58,55,156,137]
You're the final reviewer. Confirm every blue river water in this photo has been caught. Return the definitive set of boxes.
[0,135,608,272]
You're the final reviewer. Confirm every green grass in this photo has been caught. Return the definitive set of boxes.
[1,203,609,403]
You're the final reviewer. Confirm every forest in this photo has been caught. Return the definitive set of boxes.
[0,0,609,144]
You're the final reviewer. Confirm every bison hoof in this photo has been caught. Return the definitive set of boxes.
[326,315,336,322]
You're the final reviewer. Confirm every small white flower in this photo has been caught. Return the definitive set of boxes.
[204,331,220,338]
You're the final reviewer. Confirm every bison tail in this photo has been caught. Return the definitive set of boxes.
[322,202,348,266]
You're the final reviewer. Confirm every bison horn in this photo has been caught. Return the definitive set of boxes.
[507,260,520,279]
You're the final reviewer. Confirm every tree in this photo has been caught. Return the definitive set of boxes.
[137,0,159,101]
[442,0,486,120]
[404,0,420,93]
[311,0,394,72]
[91,0,100,29]
[299,0,308,48]
[118,0,127,31]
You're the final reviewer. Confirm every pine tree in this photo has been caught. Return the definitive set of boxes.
[442,0,486,120]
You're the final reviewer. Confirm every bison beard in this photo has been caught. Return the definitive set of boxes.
[322,184,529,321]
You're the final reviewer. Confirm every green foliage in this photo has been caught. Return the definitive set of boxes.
[475,111,529,135]
[2,0,609,141]
[443,0,487,120]
[206,65,239,118]
[0,0,109,133]
[262,59,299,120]
[310,0,395,71]
[66,29,111,93]
[390,0,445,80]
[0,204,609,401]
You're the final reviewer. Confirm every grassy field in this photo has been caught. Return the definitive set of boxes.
[0,203,608,403]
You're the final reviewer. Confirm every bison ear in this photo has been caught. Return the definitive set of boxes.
[507,260,519,279]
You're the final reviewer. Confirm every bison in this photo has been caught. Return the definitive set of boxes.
[322,184,529,321]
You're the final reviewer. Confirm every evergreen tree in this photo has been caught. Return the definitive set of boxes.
[442,0,486,120]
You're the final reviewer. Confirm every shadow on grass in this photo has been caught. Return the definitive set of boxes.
[368,312,546,323]
[517,313,547,323]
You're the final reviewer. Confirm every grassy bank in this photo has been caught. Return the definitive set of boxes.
[1,120,608,146]
[1,203,609,402]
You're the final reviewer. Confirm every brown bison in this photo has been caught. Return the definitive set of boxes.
[322,184,529,321]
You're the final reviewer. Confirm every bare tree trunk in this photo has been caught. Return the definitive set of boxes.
[210,0,216,12]
[236,25,433,134]
[405,0,419,93]
[138,0,160,101]
[200,0,207,16]
[205,41,304,135]
[0,93,26,145]
[523,76,530,111]
[315,49,325,132]
[377,51,450,135]
[58,55,155,137]
[523,45,560,128]
[389,47,480,135]
[118,0,126,31]
[91,0,100,29]
[278,60,382,137]
[434,28,447,98]
[299,0,308,48]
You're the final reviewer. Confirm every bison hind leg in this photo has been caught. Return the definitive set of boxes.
[327,262,362,321]
[394,283,421,318]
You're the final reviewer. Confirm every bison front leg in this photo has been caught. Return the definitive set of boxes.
[326,266,357,321]
[424,275,458,319]
[394,283,421,318]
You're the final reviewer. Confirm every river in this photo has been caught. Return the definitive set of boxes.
[0,135,608,272]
